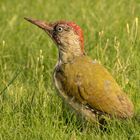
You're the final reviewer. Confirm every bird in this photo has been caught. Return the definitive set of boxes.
[24,17,134,122]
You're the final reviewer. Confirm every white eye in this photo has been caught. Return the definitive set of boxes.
[57,26,63,32]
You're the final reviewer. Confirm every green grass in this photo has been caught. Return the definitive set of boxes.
[0,0,140,139]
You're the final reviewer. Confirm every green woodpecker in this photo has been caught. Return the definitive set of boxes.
[25,17,134,122]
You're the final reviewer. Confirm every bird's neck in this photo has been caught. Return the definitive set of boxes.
[58,45,84,64]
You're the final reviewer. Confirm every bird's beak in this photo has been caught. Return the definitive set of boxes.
[24,17,54,37]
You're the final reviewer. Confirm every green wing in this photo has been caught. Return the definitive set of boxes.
[56,56,134,118]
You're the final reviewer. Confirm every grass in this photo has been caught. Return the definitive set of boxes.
[0,0,140,139]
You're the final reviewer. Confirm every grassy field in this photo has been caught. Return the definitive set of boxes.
[0,0,140,139]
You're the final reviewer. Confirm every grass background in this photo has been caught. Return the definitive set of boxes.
[0,0,140,139]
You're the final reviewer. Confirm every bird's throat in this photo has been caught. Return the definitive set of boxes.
[58,46,84,64]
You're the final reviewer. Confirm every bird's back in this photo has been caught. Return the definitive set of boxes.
[54,55,134,119]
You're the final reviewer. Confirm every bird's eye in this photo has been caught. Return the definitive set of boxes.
[56,26,63,32]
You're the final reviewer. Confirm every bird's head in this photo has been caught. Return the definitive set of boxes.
[25,18,85,62]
